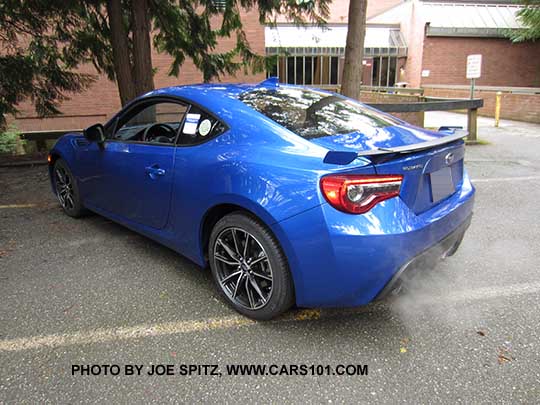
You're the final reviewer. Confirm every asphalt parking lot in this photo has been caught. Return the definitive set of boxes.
[1,114,540,403]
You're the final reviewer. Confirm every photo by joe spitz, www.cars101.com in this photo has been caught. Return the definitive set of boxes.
[48,77,475,320]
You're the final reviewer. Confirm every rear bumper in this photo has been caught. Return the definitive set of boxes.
[375,213,472,300]
[271,171,475,308]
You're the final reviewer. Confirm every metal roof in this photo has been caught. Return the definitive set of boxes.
[369,1,525,38]
[422,2,523,37]
[265,24,407,49]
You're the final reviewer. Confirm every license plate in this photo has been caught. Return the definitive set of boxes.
[430,167,455,202]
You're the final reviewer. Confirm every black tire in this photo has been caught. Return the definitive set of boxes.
[53,159,86,218]
[209,212,295,320]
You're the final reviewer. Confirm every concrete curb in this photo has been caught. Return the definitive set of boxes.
[0,160,48,168]
[465,140,489,145]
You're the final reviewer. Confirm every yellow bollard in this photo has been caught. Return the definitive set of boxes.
[494,91,502,127]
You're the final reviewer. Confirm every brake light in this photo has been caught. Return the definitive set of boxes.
[320,174,403,214]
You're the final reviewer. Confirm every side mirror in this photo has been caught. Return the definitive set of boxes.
[83,123,105,143]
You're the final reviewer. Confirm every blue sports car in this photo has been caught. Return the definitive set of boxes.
[48,78,475,320]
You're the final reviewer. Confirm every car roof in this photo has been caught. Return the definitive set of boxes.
[139,78,327,125]
[149,82,254,100]
[141,82,268,121]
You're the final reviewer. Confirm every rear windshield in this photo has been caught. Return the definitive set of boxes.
[238,87,401,139]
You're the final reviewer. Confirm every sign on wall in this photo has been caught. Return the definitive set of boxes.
[466,54,482,79]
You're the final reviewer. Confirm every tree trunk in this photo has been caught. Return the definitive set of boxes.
[107,0,136,106]
[341,0,368,100]
[132,0,155,97]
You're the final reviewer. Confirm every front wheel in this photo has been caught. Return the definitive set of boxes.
[53,159,86,218]
[209,213,295,320]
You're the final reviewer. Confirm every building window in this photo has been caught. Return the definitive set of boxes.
[371,56,398,87]
[273,55,340,86]
[266,40,407,87]
[304,57,313,85]
[295,56,303,84]
[330,57,338,85]
[287,57,295,84]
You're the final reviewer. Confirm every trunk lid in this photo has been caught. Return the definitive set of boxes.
[313,125,466,214]
[371,142,464,214]
[310,124,459,154]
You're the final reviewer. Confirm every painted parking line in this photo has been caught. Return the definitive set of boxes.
[2,281,540,353]
[472,176,540,183]
[0,204,37,209]
[0,315,256,353]
[442,281,540,303]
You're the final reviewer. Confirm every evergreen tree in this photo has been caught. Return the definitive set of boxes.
[0,1,93,129]
[510,0,540,42]
[0,0,330,127]
[341,0,367,100]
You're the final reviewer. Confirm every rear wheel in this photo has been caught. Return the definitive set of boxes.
[53,159,86,217]
[209,212,294,320]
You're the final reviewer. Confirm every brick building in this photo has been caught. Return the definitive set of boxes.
[369,0,540,88]
[266,0,406,87]
[269,0,540,89]
[267,0,540,123]
[367,0,540,123]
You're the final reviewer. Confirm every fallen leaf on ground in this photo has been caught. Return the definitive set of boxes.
[293,309,321,321]
[159,291,169,300]
[497,347,514,364]
[400,337,410,353]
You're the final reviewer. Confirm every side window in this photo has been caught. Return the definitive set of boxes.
[178,106,226,145]
[112,101,188,145]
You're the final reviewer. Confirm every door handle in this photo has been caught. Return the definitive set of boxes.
[145,165,166,179]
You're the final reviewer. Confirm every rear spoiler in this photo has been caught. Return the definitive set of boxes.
[323,129,468,165]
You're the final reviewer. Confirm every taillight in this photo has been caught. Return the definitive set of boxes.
[320,174,403,214]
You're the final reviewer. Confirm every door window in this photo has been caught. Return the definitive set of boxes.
[112,100,188,145]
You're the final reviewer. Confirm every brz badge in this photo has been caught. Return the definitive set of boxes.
[445,152,455,165]
[402,164,423,171]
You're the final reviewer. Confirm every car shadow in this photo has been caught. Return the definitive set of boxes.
[82,213,218,294]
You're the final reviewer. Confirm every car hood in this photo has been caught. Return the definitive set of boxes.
[309,124,446,153]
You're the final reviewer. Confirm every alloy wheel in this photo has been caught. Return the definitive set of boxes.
[213,227,273,310]
[55,166,75,210]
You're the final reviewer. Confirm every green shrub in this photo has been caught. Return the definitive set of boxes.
[0,125,24,154]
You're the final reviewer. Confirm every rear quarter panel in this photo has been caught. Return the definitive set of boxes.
[168,122,342,264]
